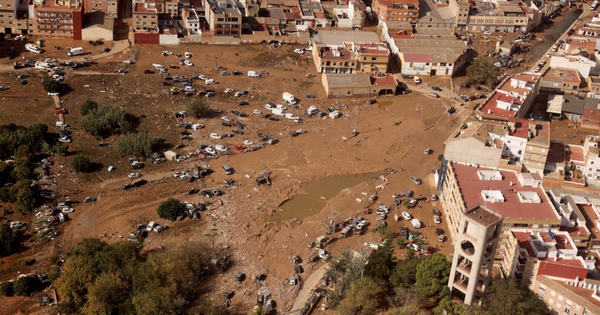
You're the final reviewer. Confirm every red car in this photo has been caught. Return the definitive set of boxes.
[235,145,246,150]
[55,108,67,114]
[144,69,155,74]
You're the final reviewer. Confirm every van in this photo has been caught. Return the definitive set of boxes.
[307,105,319,115]
[205,79,218,85]
[283,92,295,103]
[272,108,285,116]
[248,71,260,77]
[68,47,84,57]
[414,76,421,84]
[25,44,41,54]
[56,121,67,127]
[411,219,421,229]
[329,111,341,119]
[152,63,164,70]
[222,164,233,175]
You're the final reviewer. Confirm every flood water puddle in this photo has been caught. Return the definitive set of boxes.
[274,172,383,223]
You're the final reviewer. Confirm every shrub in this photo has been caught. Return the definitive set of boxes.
[187,100,214,119]
[465,59,500,88]
[13,276,40,297]
[81,100,98,116]
[78,105,136,137]
[71,155,91,173]
[42,76,60,93]
[157,198,186,221]
[0,281,14,296]
[115,133,160,158]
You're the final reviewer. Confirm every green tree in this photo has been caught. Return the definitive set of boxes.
[480,279,548,315]
[71,155,91,173]
[396,237,407,249]
[15,179,35,213]
[11,145,33,181]
[157,198,186,221]
[337,277,384,315]
[187,99,214,119]
[82,273,132,315]
[13,276,40,297]
[415,252,451,297]
[384,305,428,315]
[42,76,60,93]
[390,257,421,287]
[258,8,270,17]
[78,105,135,137]
[403,200,410,208]
[81,100,98,116]
[465,59,500,88]
[433,296,477,315]
[115,133,160,158]
[0,224,18,257]
[365,242,395,282]
[406,247,415,260]
[0,281,14,296]
[438,154,444,162]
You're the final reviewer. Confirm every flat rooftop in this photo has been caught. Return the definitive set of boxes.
[543,68,582,84]
[315,30,381,46]
[206,0,241,15]
[452,163,560,221]
[465,205,503,226]
[537,258,588,280]
[479,91,519,117]
[325,73,371,89]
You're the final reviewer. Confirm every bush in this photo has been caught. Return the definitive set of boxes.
[188,100,214,119]
[0,281,14,296]
[81,100,98,116]
[115,133,160,158]
[42,76,60,93]
[157,198,186,221]
[0,224,18,257]
[78,105,136,137]
[0,123,50,160]
[71,155,91,173]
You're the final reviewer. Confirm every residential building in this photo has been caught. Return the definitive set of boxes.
[310,30,389,74]
[321,73,397,97]
[448,0,542,33]
[532,275,600,315]
[541,68,582,95]
[382,26,467,77]
[443,122,505,169]
[588,76,600,99]
[549,39,599,79]
[547,95,600,122]
[545,141,586,185]
[83,0,117,16]
[0,0,35,35]
[204,0,242,37]
[448,205,503,305]
[372,0,419,23]
[436,162,562,268]
[504,118,550,174]
[547,188,593,249]
[133,1,158,32]
[584,136,600,181]
[182,8,202,36]
[477,73,541,120]
[33,0,83,40]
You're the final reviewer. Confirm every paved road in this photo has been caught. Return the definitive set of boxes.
[288,263,329,314]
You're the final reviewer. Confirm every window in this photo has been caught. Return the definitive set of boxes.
[551,290,556,296]
[553,83,559,87]
[592,161,595,165]
[371,57,376,61]
[564,308,570,314]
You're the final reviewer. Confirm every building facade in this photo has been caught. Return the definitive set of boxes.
[372,0,418,23]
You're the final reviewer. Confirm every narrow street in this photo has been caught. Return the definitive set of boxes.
[288,263,329,314]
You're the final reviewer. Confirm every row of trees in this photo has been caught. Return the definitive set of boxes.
[0,224,19,257]
[53,238,226,315]
[0,145,38,213]
[0,123,50,160]
[328,230,548,315]
[0,275,41,297]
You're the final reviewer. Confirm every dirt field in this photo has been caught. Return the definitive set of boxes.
[0,42,469,314]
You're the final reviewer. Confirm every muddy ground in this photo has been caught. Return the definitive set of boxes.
[0,40,468,314]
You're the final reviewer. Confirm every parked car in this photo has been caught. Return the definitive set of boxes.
[434,216,441,224]
[210,133,222,140]
[129,173,141,179]
[428,93,439,98]
[411,176,421,185]
[402,212,412,220]
[144,69,155,74]
[483,30,493,35]
[83,197,96,203]
[247,71,260,77]
[432,87,442,91]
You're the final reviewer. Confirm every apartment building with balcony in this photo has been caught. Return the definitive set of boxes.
[33,0,83,39]
[436,161,562,268]
[372,0,418,23]
[584,136,600,182]
[204,0,241,37]
[133,1,158,32]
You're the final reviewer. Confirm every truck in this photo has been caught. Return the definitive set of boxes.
[340,227,351,238]
[411,219,421,229]
[307,105,319,115]
[282,92,295,103]
[68,47,84,57]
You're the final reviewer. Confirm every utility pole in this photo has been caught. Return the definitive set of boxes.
[329,210,340,239]
[352,111,359,136]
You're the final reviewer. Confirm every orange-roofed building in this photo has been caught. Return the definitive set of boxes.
[372,0,419,23]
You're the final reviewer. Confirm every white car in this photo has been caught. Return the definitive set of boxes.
[294,49,304,54]
[198,75,206,80]
[184,86,195,92]
[162,50,173,56]
[276,104,287,110]
[434,215,441,224]
[184,60,193,66]
[129,173,141,179]
[253,110,262,115]
[265,103,275,109]
[176,156,187,162]
[185,52,192,58]
[205,147,217,155]
[61,208,75,213]
[59,137,71,143]
[221,116,232,122]
[546,53,551,58]
[409,243,419,251]
[413,76,421,84]
[483,31,492,35]
[243,140,254,145]
[215,145,228,152]
[248,71,260,77]
[402,212,412,220]
[210,133,222,140]
[224,88,234,93]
